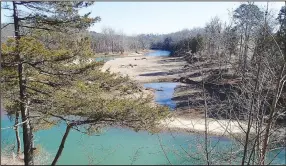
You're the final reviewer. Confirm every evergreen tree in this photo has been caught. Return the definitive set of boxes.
[1,2,168,165]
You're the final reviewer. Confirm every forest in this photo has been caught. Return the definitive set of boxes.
[1,1,286,165]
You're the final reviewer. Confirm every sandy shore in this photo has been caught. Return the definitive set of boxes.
[101,52,188,83]
[101,51,253,137]
[160,117,255,137]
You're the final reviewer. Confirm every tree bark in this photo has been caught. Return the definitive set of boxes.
[239,34,243,68]
[14,110,21,155]
[243,25,249,75]
[51,124,72,166]
[13,2,34,165]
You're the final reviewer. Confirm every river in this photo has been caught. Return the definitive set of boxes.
[145,50,171,57]
[1,50,285,165]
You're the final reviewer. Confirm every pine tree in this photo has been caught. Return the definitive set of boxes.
[1,2,169,165]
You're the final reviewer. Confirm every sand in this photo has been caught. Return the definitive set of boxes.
[160,117,255,137]
[101,52,188,83]
[101,51,253,137]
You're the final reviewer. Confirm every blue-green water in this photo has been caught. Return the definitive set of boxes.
[2,113,250,165]
[1,116,237,165]
[145,50,171,57]
[1,50,285,164]
[1,82,285,165]
[144,82,178,109]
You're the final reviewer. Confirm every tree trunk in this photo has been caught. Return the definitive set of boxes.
[51,125,72,166]
[13,2,34,165]
[239,34,243,68]
[200,62,210,165]
[259,3,284,163]
[241,44,263,165]
[243,25,249,76]
[260,63,285,165]
[284,1,286,60]
[14,110,21,155]
[111,41,114,53]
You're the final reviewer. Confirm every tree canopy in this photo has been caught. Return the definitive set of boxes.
[1,1,169,165]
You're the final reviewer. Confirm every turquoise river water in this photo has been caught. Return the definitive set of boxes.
[1,50,285,165]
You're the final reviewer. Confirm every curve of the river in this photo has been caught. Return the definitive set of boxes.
[1,50,285,165]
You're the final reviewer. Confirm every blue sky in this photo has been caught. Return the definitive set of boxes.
[1,2,285,35]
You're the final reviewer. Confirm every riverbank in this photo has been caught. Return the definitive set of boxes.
[101,51,253,137]
[159,117,254,137]
[101,51,188,83]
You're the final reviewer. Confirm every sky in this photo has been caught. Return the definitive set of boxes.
[1,2,285,35]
